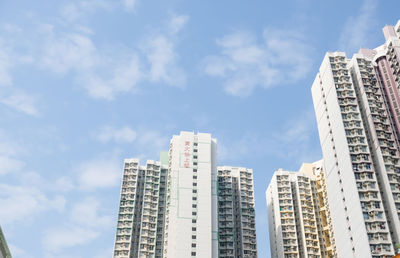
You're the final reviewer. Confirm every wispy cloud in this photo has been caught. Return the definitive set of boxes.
[61,0,114,22]
[0,40,13,87]
[0,131,24,175]
[69,197,113,228]
[339,0,378,54]
[43,226,99,252]
[1,9,189,103]
[81,54,142,99]
[142,14,188,88]
[273,110,321,163]
[42,196,113,253]
[0,156,24,176]
[168,14,189,35]
[219,110,321,165]
[143,35,186,87]
[61,0,140,19]
[0,91,39,116]
[204,28,313,97]
[37,13,187,99]
[77,158,121,190]
[122,0,137,11]
[41,31,98,74]
[95,125,137,143]
[93,125,169,159]
[0,183,66,224]
[8,244,33,258]
[0,38,38,116]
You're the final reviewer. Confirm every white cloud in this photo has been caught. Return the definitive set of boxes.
[53,176,75,192]
[8,244,33,258]
[0,131,25,175]
[0,91,39,116]
[143,35,186,87]
[0,39,38,116]
[218,133,256,163]
[0,156,24,176]
[93,248,113,258]
[77,158,121,190]
[168,14,189,35]
[218,110,321,165]
[272,110,322,163]
[138,130,168,149]
[43,226,99,252]
[61,0,114,22]
[0,183,66,224]
[122,0,137,11]
[82,54,141,99]
[142,29,186,87]
[339,0,378,54]
[93,125,169,159]
[204,28,313,97]
[42,197,113,253]
[2,12,188,102]
[2,23,22,34]
[38,14,187,98]
[95,126,137,143]
[69,197,113,228]
[41,32,98,75]
[140,14,189,88]
[0,40,13,87]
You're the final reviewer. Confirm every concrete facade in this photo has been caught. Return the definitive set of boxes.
[113,159,168,258]
[311,20,400,257]
[163,132,218,257]
[217,166,257,258]
[267,161,333,258]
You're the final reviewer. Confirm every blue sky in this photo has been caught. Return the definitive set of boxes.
[0,0,399,257]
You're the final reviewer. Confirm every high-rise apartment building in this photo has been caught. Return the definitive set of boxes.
[311,20,400,257]
[267,161,335,258]
[113,158,168,258]
[113,131,257,258]
[217,166,257,257]
[163,132,218,257]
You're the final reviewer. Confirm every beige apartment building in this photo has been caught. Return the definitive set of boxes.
[267,161,336,258]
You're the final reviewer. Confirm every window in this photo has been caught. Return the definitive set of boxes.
[192,227,196,231]
[192,219,196,223]
[191,252,196,256]
[192,235,196,239]
[192,243,196,247]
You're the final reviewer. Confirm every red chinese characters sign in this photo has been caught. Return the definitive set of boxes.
[184,141,191,168]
